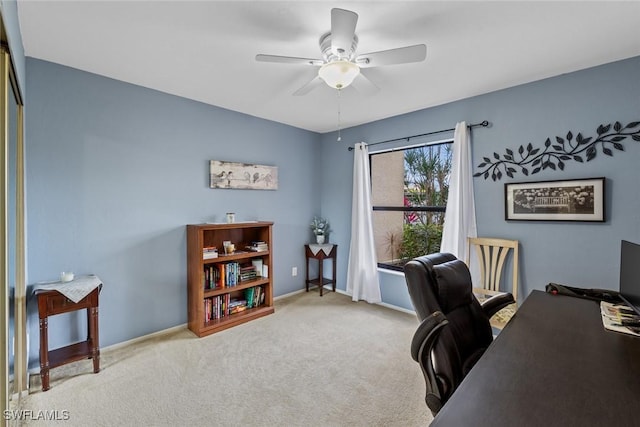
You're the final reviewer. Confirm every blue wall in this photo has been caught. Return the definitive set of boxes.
[25,59,322,365]
[24,53,640,366]
[320,56,640,311]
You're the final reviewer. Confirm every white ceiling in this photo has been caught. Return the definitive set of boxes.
[17,1,640,134]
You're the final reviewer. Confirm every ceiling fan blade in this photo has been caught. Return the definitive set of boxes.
[293,75,325,96]
[356,44,427,68]
[256,54,323,66]
[350,72,379,96]
[331,8,358,57]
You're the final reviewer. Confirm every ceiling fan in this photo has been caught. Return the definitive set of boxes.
[255,8,427,96]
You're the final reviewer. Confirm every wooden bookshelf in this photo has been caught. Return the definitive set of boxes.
[187,222,274,337]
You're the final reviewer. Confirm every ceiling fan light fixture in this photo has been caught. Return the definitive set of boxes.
[318,60,360,89]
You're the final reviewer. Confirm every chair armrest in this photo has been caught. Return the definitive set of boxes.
[410,311,448,415]
[481,292,515,319]
[410,311,448,362]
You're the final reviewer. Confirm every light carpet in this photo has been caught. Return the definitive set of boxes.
[15,291,431,426]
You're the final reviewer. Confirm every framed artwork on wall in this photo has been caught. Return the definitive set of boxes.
[504,177,605,222]
[209,160,278,190]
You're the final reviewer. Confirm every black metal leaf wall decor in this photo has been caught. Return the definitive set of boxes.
[475,120,640,181]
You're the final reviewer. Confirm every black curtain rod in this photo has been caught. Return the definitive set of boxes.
[347,120,490,151]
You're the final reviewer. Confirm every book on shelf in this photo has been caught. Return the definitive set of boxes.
[205,262,262,289]
[215,262,237,288]
[203,246,218,259]
[204,294,233,321]
[251,259,263,277]
[245,287,255,309]
[228,298,246,307]
[244,285,265,309]
[247,241,269,252]
[228,299,246,313]
[600,301,640,336]
[203,265,223,289]
[229,305,247,315]
[204,285,266,322]
[239,264,258,282]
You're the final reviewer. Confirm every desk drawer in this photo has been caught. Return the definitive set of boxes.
[41,293,92,316]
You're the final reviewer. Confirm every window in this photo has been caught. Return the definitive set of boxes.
[370,141,453,271]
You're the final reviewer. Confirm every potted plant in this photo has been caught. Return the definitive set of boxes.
[310,216,331,244]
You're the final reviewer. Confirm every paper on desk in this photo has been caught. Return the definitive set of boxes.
[600,301,640,337]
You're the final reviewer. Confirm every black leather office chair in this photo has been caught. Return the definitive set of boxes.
[404,253,515,416]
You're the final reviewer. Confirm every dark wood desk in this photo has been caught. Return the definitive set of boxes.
[36,285,101,391]
[431,290,640,426]
[305,244,337,296]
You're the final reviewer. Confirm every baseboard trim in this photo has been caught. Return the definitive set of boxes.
[274,288,308,300]
[95,290,310,354]
[107,290,310,351]
[75,287,415,360]
[332,287,416,315]
[375,301,416,315]
[10,389,29,401]
[102,323,188,353]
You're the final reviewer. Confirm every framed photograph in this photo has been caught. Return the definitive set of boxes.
[210,160,278,190]
[505,177,605,222]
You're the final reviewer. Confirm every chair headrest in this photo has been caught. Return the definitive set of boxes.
[413,253,457,271]
[432,260,473,313]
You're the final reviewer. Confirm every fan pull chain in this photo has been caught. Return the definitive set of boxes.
[337,88,342,142]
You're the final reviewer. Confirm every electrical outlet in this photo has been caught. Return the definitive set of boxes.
[292,267,298,277]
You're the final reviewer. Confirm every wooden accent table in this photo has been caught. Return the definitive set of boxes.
[305,244,337,296]
[36,284,102,391]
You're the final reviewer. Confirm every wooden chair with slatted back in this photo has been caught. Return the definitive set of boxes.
[466,237,519,330]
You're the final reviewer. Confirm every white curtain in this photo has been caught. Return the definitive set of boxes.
[346,142,382,303]
[440,121,477,261]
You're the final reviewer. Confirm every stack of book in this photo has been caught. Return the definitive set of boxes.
[247,241,269,252]
[203,246,218,259]
[228,299,247,315]
[239,264,258,282]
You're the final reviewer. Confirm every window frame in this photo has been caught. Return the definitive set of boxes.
[369,138,454,272]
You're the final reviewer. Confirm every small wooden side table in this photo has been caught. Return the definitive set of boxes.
[305,244,337,296]
[35,284,102,391]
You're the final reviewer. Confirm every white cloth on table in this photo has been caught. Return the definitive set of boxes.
[308,244,335,256]
[32,275,102,303]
